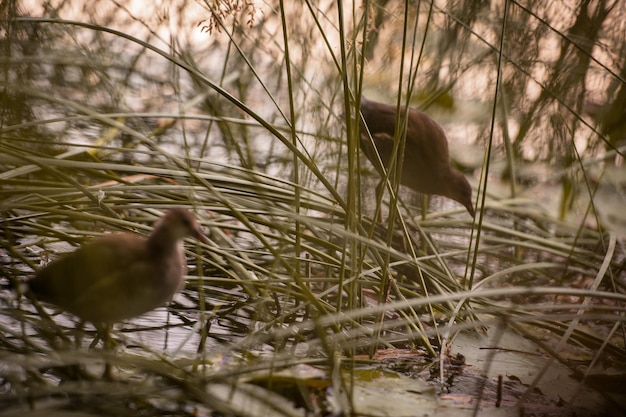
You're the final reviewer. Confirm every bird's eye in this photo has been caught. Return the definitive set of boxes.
[182,214,194,229]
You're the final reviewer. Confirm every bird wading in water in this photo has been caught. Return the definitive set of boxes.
[24,208,208,325]
[359,96,475,217]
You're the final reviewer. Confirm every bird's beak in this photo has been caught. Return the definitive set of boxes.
[467,204,476,218]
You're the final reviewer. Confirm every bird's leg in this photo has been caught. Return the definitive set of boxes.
[101,323,114,380]
[420,194,429,220]
[88,325,102,349]
[74,319,85,348]
[89,323,115,379]
[375,180,413,255]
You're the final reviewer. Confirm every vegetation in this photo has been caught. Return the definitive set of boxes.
[1,0,624,416]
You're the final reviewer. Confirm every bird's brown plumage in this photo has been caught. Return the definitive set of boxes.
[26,208,208,324]
[359,96,475,216]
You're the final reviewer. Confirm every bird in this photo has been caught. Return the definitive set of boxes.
[358,96,475,217]
[25,208,208,324]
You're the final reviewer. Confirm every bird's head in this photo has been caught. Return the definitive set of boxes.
[445,174,475,217]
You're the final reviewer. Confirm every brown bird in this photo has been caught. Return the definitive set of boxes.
[359,96,475,217]
[25,208,208,324]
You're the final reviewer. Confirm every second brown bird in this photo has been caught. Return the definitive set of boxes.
[359,96,475,217]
